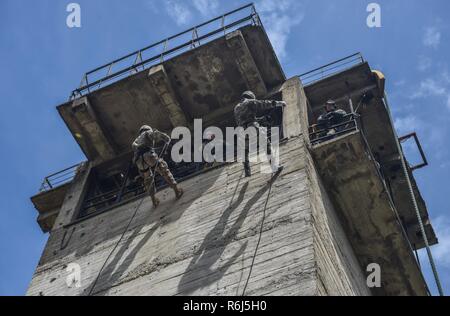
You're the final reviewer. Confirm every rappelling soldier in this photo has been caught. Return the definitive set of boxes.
[317,99,348,139]
[132,125,183,208]
[234,91,286,177]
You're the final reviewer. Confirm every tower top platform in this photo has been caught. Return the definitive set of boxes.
[58,4,285,163]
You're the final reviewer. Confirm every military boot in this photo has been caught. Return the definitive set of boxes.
[275,165,284,174]
[151,195,160,208]
[173,186,184,200]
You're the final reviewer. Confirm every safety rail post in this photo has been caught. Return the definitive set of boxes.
[40,178,53,191]
[221,15,226,35]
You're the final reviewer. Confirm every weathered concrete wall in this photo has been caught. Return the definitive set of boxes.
[285,77,370,295]
[27,138,317,296]
[27,78,370,296]
[306,152,371,296]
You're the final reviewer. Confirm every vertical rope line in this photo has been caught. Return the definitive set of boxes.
[384,93,444,296]
[88,145,167,296]
[242,176,275,296]
[87,196,145,296]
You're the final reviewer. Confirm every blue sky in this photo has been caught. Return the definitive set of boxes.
[0,0,449,296]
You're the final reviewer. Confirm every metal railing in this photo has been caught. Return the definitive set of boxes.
[309,113,359,146]
[70,3,260,100]
[78,160,225,218]
[39,163,82,192]
[299,53,365,86]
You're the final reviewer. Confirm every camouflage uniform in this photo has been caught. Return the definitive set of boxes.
[317,109,347,130]
[132,126,183,207]
[234,91,285,177]
[317,100,348,139]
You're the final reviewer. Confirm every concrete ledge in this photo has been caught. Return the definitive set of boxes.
[31,183,71,233]
[71,97,116,161]
[312,131,429,295]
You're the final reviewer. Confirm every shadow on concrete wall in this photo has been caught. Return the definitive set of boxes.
[84,222,159,296]
[82,167,225,296]
[176,171,280,295]
[80,167,279,296]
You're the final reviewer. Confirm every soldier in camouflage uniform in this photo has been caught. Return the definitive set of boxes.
[317,100,348,139]
[234,91,286,177]
[132,125,183,208]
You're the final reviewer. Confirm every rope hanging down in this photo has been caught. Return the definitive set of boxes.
[87,144,168,296]
[384,93,444,296]
[242,170,279,296]
[87,196,145,296]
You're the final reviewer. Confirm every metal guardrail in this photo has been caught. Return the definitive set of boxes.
[309,113,359,146]
[70,3,260,100]
[39,163,82,192]
[299,53,365,86]
[79,160,224,218]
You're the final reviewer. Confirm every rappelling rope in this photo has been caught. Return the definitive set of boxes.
[87,195,145,296]
[383,92,444,296]
[87,144,168,296]
[242,172,278,296]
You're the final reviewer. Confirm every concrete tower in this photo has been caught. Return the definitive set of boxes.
[28,5,437,296]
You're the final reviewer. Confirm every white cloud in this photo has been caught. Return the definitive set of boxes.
[164,0,193,26]
[418,56,432,72]
[192,0,219,17]
[256,0,304,60]
[393,112,447,164]
[411,78,447,99]
[423,27,441,49]
[410,69,450,113]
[161,0,303,60]
[162,0,220,26]
[443,70,450,85]
[394,115,421,135]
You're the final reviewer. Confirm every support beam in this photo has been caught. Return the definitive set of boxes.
[37,209,60,233]
[71,97,116,161]
[148,65,189,128]
[280,77,309,138]
[226,30,267,98]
